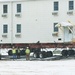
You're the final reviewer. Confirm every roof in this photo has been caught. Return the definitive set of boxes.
[0,0,17,1]
[55,22,73,27]
[0,0,42,1]
[0,0,48,2]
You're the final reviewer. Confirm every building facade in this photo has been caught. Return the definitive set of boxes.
[0,0,75,47]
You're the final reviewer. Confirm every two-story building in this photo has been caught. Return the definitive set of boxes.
[0,0,75,47]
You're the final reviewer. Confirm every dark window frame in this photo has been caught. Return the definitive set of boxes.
[17,24,21,33]
[3,24,8,33]
[69,1,74,10]
[54,23,58,32]
[3,5,8,13]
[54,2,59,11]
[17,4,21,13]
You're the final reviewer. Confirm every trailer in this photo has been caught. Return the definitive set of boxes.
[0,21,74,60]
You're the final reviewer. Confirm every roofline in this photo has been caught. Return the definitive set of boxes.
[0,0,49,3]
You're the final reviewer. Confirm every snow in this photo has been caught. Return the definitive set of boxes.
[0,60,75,75]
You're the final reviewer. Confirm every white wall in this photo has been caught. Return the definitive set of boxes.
[13,0,54,43]
[0,2,12,43]
[0,0,75,44]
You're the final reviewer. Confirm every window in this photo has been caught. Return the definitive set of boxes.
[69,27,73,33]
[3,5,8,13]
[17,4,21,13]
[69,1,74,10]
[3,24,8,33]
[54,23,58,32]
[54,2,59,11]
[17,24,21,33]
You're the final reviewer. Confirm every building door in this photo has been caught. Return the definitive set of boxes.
[64,27,72,42]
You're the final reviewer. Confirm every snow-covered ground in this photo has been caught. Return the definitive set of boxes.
[0,60,75,75]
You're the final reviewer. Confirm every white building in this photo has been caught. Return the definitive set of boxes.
[0,0,75,46]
